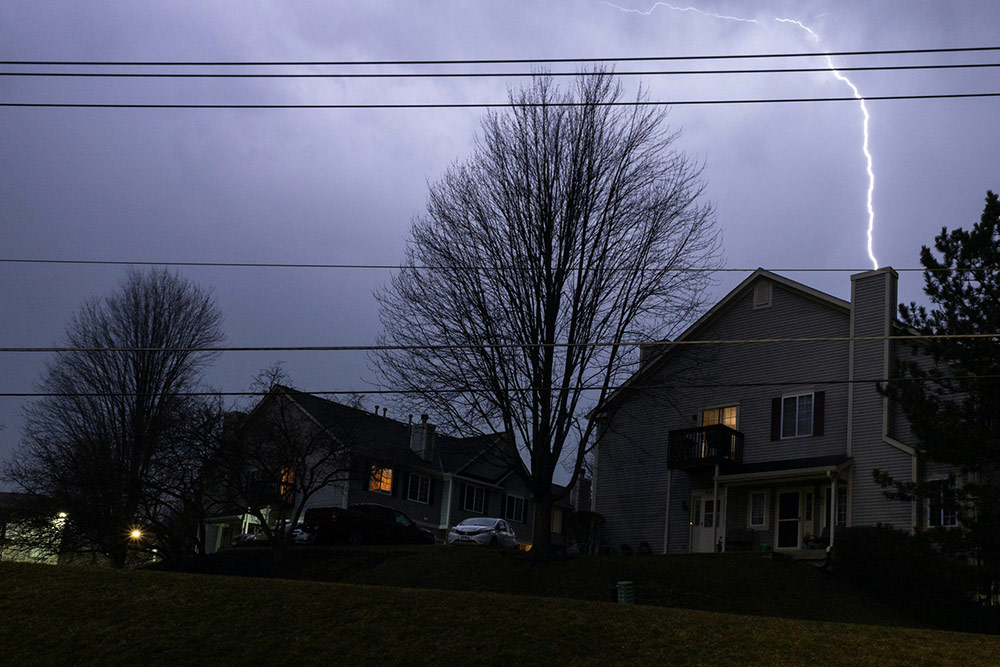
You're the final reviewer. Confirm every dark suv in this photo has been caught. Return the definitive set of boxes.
[304,503,435,546]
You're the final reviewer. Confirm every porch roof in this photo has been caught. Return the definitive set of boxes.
[715,454,851,484]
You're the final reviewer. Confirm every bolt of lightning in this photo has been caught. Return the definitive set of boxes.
[604,3,880,269]
[602,2,759,24]
[775,18,878,269]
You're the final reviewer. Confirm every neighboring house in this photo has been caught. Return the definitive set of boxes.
[206,387,580,551]
[591,267,965,554]
[0,492,63,565]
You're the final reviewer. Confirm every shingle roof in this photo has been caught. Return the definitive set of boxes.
[276,386,510,478]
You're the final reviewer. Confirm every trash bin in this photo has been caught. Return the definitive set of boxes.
[616,580,635,604]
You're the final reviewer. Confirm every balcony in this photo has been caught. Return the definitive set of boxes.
[668,424,744,469]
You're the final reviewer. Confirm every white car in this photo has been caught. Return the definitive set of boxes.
[447,517,518,549]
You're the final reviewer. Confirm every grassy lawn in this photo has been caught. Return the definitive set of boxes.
[2,560,999,666]
[172,546,918,627]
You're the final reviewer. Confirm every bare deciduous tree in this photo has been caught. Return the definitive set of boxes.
[223,366,354,562]
[374,71,720,554]
[5,268,223,567]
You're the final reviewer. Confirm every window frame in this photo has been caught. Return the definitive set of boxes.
[927,478,959,528]
[748,490,768,528]
[701,404,739,429]
[836,486,848,526]
[407,473,431,504]
[780,393,814,439]
[504,494,526,523]
[463,485,486,514]
[369,466,393,494]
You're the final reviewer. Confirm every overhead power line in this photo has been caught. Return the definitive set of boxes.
[0,257,992,273]
[2,374,994,399]
[5,62,1000,79]
[1,333,998,354]
[3,45,999,67]
[3,92,999,110]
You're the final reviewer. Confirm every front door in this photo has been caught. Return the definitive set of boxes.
[691,492,722,553]
[777,491,801,549]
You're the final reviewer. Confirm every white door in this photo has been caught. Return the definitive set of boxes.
[691,492,723,553]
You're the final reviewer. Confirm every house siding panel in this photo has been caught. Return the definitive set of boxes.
[849,269,915,529]
[594,392,669,552]
[594,278,852,553]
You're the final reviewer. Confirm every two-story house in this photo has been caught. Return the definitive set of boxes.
[206,387,580,551]
[591,267,960,554]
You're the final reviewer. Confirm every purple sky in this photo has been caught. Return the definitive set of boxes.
[2,1,998,478]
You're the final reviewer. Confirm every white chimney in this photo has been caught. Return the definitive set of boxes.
[410,413,436,461]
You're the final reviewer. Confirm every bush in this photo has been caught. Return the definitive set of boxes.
[832,525,998,632]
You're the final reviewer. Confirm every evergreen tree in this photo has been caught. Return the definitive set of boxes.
[880,190,1000,595]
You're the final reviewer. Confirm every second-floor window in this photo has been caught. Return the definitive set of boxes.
[781,393,813,438]
[369,466,393,494]
[702,405,738,429]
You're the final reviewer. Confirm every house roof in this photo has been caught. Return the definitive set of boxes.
[593,269,851,417]
[273,386,511,479]
[715,454,851,483]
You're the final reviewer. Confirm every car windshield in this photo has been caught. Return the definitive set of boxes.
[459,518,496,527]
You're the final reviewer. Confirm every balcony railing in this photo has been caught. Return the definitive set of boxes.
[668,424,744,469]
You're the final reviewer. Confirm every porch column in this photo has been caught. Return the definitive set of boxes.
[829,476,837,549]
[662,469,673,555]
[712,464,720,552]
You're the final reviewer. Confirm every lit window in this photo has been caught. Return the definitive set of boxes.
[369,466,393,494]
[280,467,295,500]
[463,486,485,513]
[407,474,431,504]
[505,495,526,523]
[781,394,813,438]
[702,405,738,429]
[927,479,959,528]
[749,491,766,527]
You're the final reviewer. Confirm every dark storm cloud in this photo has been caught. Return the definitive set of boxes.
[2,0,999,476]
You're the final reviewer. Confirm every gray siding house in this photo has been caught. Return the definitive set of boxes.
[206,388,577,551]
[592,267,955,554]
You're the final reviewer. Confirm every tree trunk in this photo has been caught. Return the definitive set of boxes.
[110,540,128,568]
[531,489,553,558]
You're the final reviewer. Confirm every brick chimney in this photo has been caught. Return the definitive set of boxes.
[410,413,436,461]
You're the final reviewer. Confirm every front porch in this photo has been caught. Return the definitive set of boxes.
[686,455,851,555]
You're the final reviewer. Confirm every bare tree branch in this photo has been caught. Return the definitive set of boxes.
[373,70,720,554]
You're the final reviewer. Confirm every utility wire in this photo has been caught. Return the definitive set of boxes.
[5,62,1000,78]
[4,45,999,67]
[2,333,998,354]
[3,92,999,109]
[2,375,993,399]
[0,258,992,273]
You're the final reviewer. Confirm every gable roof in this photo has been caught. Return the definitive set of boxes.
[593,269,851,416]
[270,386,511,479]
